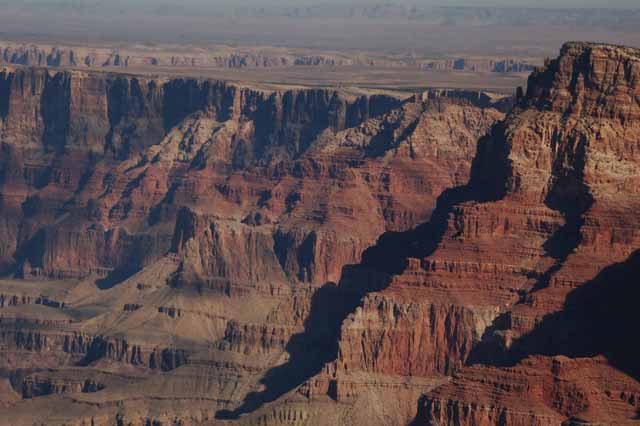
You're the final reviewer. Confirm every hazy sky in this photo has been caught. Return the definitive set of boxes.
[235,0,640,7]
[5,0,640,9]
[2,0,639,54]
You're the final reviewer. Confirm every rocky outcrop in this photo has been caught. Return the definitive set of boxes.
[20,373,106,398]
[0,63,503,282]
[0,67,399,156]
[166,96,502,287]
[0,324,189,371]
[8,40,640,426]
[310,41,640,426]
[0,60,509,425]
[419,356,640,426]
[0,66,410,278]
[0,43,337,69]
[0,294,64,308]
[422,57,537,73]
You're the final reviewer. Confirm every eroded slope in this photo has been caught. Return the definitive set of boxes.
[0,66,507,425]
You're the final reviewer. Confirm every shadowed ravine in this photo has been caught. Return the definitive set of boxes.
[468,128,596,367]
[215,186,472,420]
[215,126,510,419]
[509,249,640,381]
[217,105,619,419]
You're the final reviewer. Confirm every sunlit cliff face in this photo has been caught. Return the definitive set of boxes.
[1,0,640,423]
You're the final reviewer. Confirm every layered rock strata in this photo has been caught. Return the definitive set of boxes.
[0,42,538,73]
[0,64,507,425]
[4,41,638,426]
[301,42,640,426]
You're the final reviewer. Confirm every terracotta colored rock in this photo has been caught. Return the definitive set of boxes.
[313,42,640,426]
[3,41,638,426]
[0,63,507,425]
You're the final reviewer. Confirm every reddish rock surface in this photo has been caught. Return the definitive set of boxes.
[0,63,507,425]
[1,42,639,426]
[307,42,640,426]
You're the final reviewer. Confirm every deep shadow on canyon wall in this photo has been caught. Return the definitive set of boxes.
[503,250,640,382]
[215,121,514,419]
[0,67,403,277]
[217,52,640,415]
[0,68,402,159]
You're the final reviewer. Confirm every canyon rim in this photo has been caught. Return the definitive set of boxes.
[0,3,640,426]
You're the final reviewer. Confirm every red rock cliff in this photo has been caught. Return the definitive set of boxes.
[309,41,640,426]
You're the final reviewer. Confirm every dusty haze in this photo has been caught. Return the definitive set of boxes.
[1,1,639,55]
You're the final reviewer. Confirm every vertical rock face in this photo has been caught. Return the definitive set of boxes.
[304,42,640,426]
[0,66,410,278]
[0,68,400,158]
[0,43,538,74]
[0,62,509,425]
[3,43,639,426]
[163,97,503,288]
[7,42,639,426]
[0,65,506,284]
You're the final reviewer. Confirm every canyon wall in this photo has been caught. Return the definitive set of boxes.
[0,62,509,425]
[0,66,413,280]
[292,41,640,426]
[2,41,638,426]
[0,42,537,73]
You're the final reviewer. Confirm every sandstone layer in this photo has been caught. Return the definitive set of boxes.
[0,63,508,425]
[299,42,640,426]
[1,42,639,426]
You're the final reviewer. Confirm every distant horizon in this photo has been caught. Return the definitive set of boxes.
[2,1,640,13]
[1,0,639,56]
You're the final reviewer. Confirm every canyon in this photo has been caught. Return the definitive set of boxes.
[0,41,639,426]
[0,41,537,74]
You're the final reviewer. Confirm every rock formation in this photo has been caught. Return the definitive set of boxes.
[422,57,536,73]
[290,41,640,426]
[0,42,538,74]
[1,41,638,426]
[0,62,508,425]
